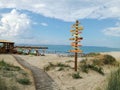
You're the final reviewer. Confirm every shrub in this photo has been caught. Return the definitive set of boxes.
[44,62,71,71]
[56,63,70,67]
[72,72,82,79]
[79,62,104,75]
[0,77,7,90]
[79,59,89,73]
[17,78,31,85]
[88,64,104,75]
[44,62,55,71]
[44,65,51,71]
[0,60,21,71]
[80,64,89,73]
[102,55,116,65]
[106,68,120,90]
[92,59,103,66]
[86,52,100,57]
[0,77,19,90]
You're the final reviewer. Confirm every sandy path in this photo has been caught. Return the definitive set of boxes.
[13,55,59,90]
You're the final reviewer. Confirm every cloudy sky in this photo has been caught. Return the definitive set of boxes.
[0,0,120,48]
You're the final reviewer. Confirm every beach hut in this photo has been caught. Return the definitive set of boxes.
[0,40,14,53]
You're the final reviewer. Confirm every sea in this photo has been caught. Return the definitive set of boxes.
[16,44,120,54]
[39,45,120,54]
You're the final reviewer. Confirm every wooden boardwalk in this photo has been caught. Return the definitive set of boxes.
[13,55,59,90]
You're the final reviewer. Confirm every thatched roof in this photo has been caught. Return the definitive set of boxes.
[0,40,14,43]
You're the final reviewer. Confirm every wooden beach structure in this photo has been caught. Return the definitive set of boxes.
[0,40,48,56]
[0,40,14,53]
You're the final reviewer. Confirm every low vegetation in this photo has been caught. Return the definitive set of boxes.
[92,54,117,66]
[85,52,100,57]
[106,67,120,90]
[102,55,116,65]
[80,59,104,75]
[0,60,31,89]
[72,72,82,79]
[44,54,119,81]
[17,78,31,85]
[79,54,118,75]
[44,62,71,71]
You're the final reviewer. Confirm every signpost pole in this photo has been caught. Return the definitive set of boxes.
[69,20,83,71]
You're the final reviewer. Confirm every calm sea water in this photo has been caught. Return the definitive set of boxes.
[41,45,120,54]
[16,44,120,54]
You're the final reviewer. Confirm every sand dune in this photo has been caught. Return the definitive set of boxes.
[0,54,35,90]
[0,51,119,90]
[17,52,120,90]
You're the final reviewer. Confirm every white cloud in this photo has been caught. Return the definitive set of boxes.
[40,22,48,26]
[0,9,31,38]
[0,0,120,22]
[103,25,120,37]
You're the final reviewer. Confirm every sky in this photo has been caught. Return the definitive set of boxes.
[0,0,120,48]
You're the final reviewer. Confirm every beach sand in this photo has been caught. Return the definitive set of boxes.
[16,51,120,90]
[0,54,35,90]
[0,51,119,90]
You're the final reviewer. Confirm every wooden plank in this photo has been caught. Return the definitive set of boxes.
[69,50,82,53]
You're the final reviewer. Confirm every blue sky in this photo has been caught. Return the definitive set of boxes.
[0,0,120,48]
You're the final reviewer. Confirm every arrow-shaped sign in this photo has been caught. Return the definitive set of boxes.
[77,26,83,30]
[71,44,82,47]
[69,37,83,41]
[69,50,82,53]
[72,32,82,34]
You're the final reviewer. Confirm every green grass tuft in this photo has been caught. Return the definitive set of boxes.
[102,55,116,65]
[58,67,64,71]
[106,68,120,90]
[72,72,82,79]
[56,63,70,67]
[17,78,31,85]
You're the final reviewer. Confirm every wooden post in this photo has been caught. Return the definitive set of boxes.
[75,52,77,71]
[69,20,83,71]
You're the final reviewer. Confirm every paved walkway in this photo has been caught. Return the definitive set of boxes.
[13,55,59,90]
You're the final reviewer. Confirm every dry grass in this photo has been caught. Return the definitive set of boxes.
[0,60,31,89]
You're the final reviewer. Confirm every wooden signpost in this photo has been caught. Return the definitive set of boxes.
[69,20,83,71]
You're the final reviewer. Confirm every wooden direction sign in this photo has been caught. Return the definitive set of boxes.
[77,26,83,30]
[71,44,82,47]
[72,41,81,43]
[71,28,83,32]
[72,46,79,49]
[69,37,83,41]
[72,34,80,37]
[70,30,75,32]
[72,32,82,34]
[69,20,83,71]
[77,37,83,40]
[69,49,82,53]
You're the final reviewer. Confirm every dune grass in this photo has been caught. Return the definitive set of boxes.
[44,62,71,71]
[106,67,120,90]
[0,59,31,89]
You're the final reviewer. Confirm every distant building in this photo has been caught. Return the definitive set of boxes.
[0,40,14,53]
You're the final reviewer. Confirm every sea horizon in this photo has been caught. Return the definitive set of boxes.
[15,44,120,54]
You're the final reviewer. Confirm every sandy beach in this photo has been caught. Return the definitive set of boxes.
[14,51,120,90]
[0,51,120,90]
[0,54,35,90]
